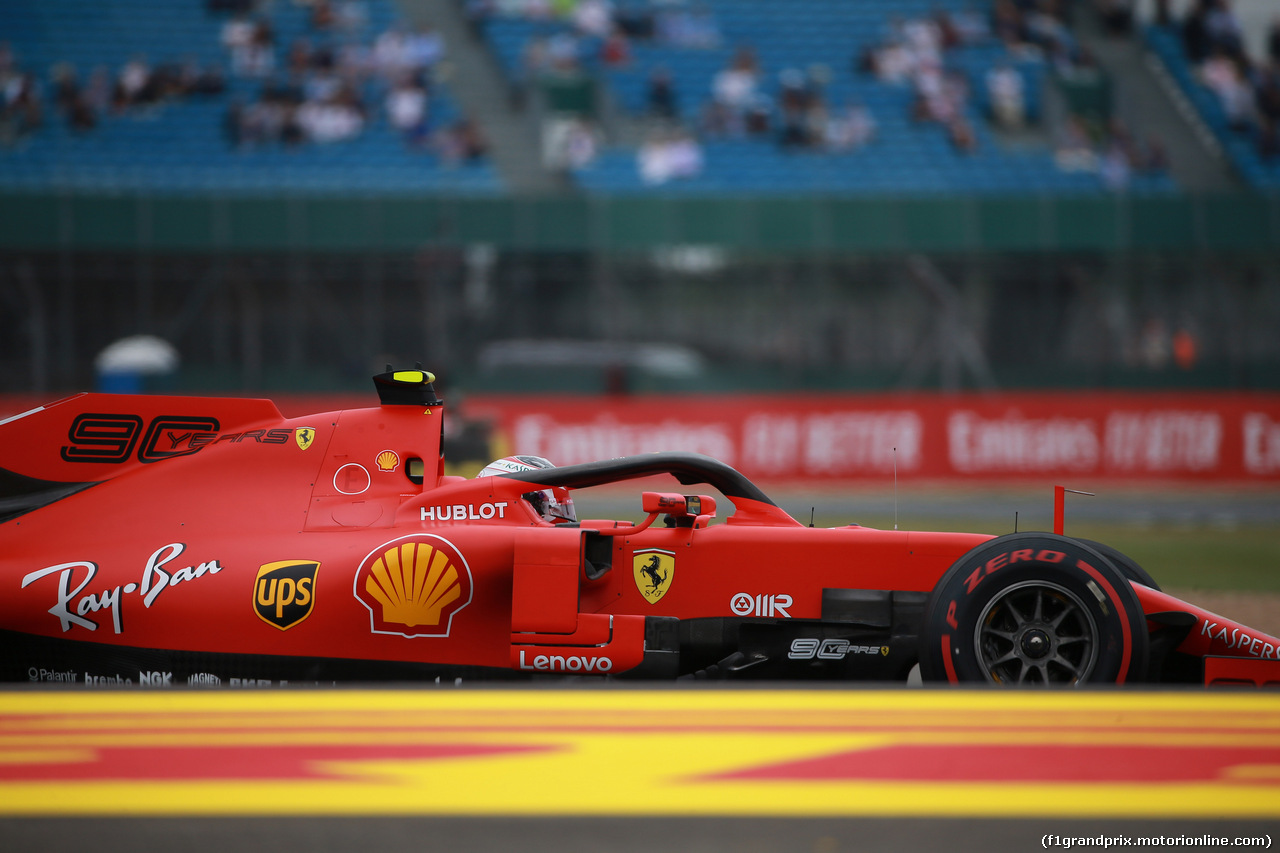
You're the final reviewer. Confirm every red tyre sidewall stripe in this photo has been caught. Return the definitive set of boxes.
[941,633,958,682]
[1077,559,1132,684]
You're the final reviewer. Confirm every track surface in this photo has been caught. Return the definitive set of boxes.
[3,687,1280,851]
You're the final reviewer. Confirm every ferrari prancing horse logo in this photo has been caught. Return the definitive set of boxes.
[295,427,316,451]
[633,549,675,604]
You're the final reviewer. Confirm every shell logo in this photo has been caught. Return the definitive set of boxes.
[375,449,400,473]
[353,535,473,638]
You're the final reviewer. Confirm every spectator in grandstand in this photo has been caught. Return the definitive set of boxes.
[657,4,722,50]
[508,28,584,108]
[898,13,945,67]
[181,58,228,98]
[295,85,365,143]
[775,66,836,151]
[991,0,1027,48]
[1054,115,1098,171]
[545,115,599,169]
[572,0,613,39]
[83,66,113,115]
[600,25,633,67]
[333,1,370,34]
[948,116,978,153]
[1182,0,1243,65]
[698,97,740,138]
[1095,0,1135,36]
[1270,17,1280,65]
[386,74,429,144]
[743,93,773,136]
[823,100,877,150]
[1202,0,1244,57]
[49,63,96,133]
[947,4,992,45]
[1199,48,1255,129]
[223,15,276,78]
[1098,136,1132,189]
[776,68,813,148]
[0,46,42,142]
[310,0,337,31]
[510,34,549,109]
[911,61,968,125]
[304,65,342,107]
[226,76,296,147]
[646,66,678,119]
[638,126,703,184]
[373,24,411,77]
[712,48,761,112]
[113,56,152,110]
[1024,1,1080,66]
[545,31,584,74]
[404,25,446,72]
[986,61,1026,128]
[436,116,489,165]
[866,38,915,85]
[286,38,314,77]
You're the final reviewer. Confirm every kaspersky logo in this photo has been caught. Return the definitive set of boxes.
[253,561,320,630]
[353,535,473,638]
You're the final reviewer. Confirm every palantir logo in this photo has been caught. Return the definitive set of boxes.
[253,560,320,630]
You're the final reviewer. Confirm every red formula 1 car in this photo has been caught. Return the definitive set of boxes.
[2,369,1278,688]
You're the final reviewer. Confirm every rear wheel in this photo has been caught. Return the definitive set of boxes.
[919,533,1148,685]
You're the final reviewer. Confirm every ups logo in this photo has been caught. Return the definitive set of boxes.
[254,560,320,630]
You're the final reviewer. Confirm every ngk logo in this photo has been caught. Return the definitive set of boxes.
[730,592,792,618]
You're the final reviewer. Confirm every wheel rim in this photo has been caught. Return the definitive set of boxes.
[973,580,1099,685]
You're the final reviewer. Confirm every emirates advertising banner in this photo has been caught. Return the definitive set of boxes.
[461,393,1280,483]
[4,392,1279,483]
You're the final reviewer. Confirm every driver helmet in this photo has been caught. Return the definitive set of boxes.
[478,455,577,523]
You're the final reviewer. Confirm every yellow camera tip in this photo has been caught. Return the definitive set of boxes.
[392,370,435,384]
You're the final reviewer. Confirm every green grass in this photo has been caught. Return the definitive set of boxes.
[1065,523,1280,593]
[821,514,1280,593]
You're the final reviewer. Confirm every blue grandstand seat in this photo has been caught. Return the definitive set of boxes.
[481,0,1168,194]
[1144,25,1280,190]
[0,0,503,194]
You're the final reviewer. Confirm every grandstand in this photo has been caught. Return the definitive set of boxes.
[0,0,1278,397]
[481,0,1181,194]
[0,0,501,193]
[2,0,1256,196]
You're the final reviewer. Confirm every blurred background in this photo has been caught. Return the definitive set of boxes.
[0,0,1278,397]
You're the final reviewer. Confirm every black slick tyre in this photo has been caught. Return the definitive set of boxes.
[1075,538,1160,591]
[919,533,1149,685]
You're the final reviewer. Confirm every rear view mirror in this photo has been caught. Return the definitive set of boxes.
[641,492,717,519]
